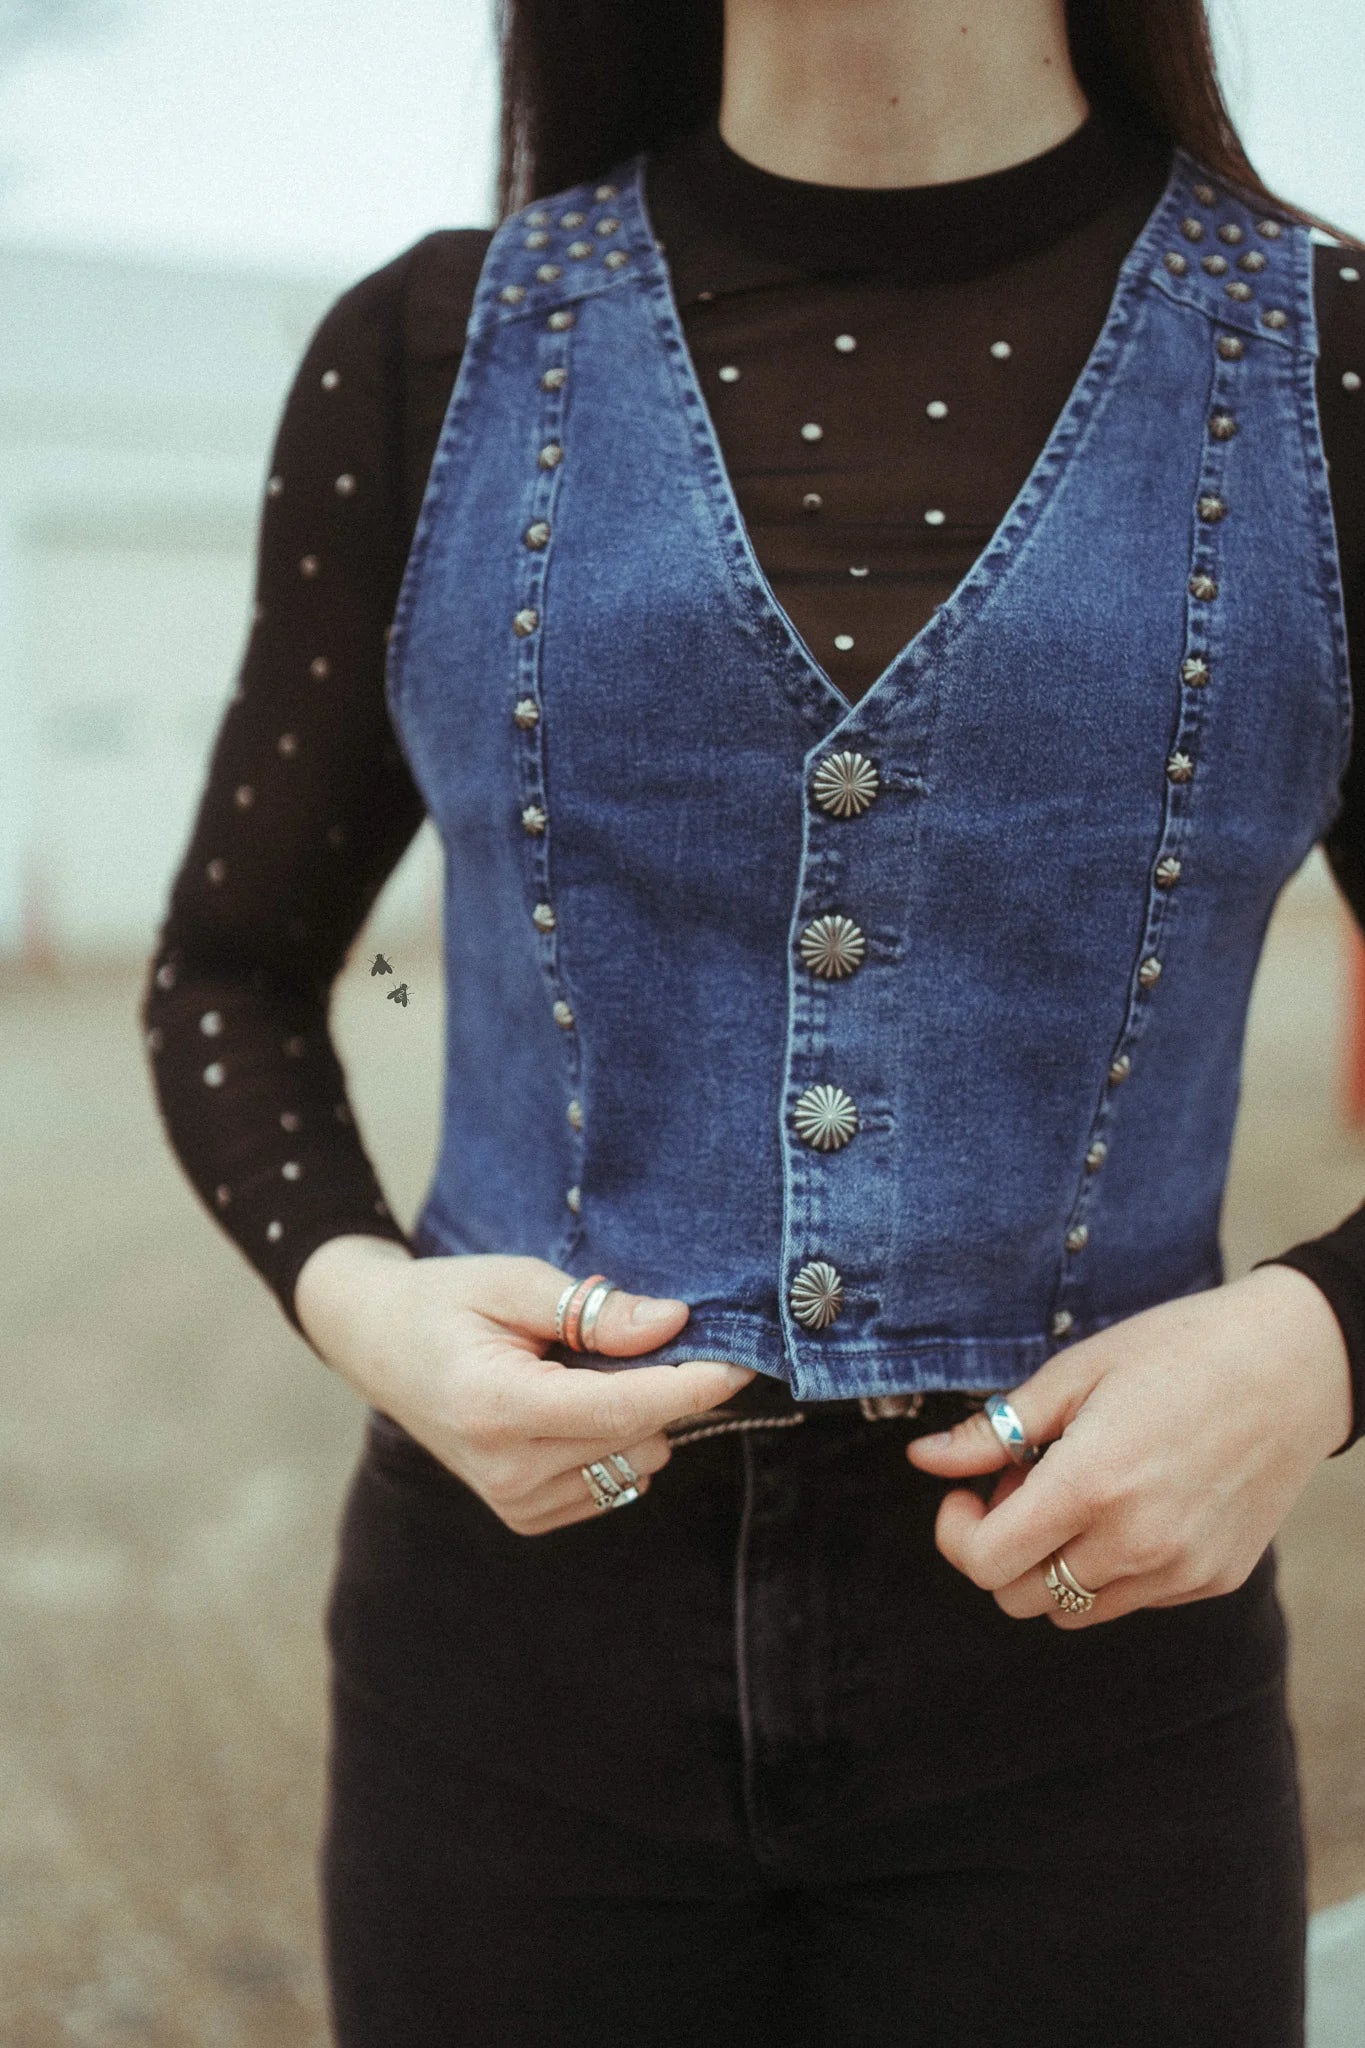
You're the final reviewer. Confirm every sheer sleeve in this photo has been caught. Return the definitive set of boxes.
[138,230,484,1347]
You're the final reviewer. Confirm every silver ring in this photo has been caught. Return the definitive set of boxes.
[1045,1550,1098,1613]
[983,1393,1041,1467]
[554,1279,577,1344]
[577,1281,617,1352]
[581,1459,640,1511]
[607,1450,638,1487]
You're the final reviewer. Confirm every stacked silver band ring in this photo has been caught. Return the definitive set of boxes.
[554,1273,619,1352]
[580,1451,641,1511]
[1045,1550,1098,1614]
[983,1392,1042,1466]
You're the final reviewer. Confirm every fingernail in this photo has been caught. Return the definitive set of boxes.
[631,1296,685,1324]
[722,1365,756,1388]
[915,1430,955,1450]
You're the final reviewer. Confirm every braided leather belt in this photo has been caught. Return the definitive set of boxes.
[663,1369,988,1448]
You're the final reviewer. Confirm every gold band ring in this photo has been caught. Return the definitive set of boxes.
[1044,1550,1098,1614]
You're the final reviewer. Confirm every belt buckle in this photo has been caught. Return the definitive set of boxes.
[858,1392,925,1422]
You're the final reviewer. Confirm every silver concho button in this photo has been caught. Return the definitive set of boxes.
[790,1259,844,1330]
[812,749,880,817]
[792,1083,860,1151]
[798,913,867,980]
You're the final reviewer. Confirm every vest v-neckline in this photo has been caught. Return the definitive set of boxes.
[630,140,1189,733]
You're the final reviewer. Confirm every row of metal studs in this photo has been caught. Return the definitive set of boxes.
[1047,183,1251,1345]
[509,298,589,1221]
[498,182,629,310]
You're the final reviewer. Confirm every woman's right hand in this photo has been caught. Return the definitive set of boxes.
[294,1234,756,1534]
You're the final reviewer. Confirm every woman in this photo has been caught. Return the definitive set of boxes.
[142,0,1365,2040]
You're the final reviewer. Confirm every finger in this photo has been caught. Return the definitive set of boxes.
[487,1352,755,1443]
[470,1255,695,1357]
[906,1349,1105,1476]
[512,1473,655,1537]
[932,1443,1092,1592]
[521,1435,672,1521]
[993,1559,1182,1629]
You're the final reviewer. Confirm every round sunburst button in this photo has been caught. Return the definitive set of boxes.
[790,1259,844,1330]
[812,749,880,817]
[792,1083,859,1151]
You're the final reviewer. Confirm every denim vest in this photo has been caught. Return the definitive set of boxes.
[385,145,1351,1403]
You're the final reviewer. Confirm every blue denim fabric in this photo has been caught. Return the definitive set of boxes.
[385,148,1352,1403]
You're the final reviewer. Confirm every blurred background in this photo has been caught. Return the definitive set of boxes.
[1,1,1364,2042]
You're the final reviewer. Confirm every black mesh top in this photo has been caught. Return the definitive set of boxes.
[140,105,1365,1417]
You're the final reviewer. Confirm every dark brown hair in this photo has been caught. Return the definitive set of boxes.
[493,0,1363,248]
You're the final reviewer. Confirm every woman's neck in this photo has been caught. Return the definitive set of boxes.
[718,0,1089,189]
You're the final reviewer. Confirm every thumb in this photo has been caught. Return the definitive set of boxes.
[905,1348,1100,1475]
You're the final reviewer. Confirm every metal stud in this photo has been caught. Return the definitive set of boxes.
[1216,334,1244,360]
[203,1063,225,1087]
[526,209,551,226]
[1238,250,1267,272]
[567,239,594,259]
[299,555,320,578]
[560,210,586,228]
[1163,251,1190,275]
[1193,182,1217,205]
[538,442,563,469]
[596,216,620,233]
[1208,411,1238,440]
[500,284,527,305]
[603,250,630,269]
[798,913,867,980]
[1155,856,1182,889]
[792,1083,860,1151]
[514,696,540,726]
[524,520,552,549]
[1346,372,1363,393]
[1138,956,1163,987]
[789,1258,844,1330]
[521,803,548,834]
[1188,572,1218,601]
[1109,1053,1132,1084]
[1224,280,1253,302]
[594,184,618,201]
[1181,655,1210,688]
[525,230,550,250]
[1180,216,1205,240]
[1050,1308,1075,1337]
[1261,307,1289,330]
[565,1184,581,1214]
[812,749,880,817]
[548,309,576,331]
[541,365,568,391]
[1065,1222,1089,1252]
[1197,493,1227,522]
[1166,752,1194,783]
[1217,222,1244,244]
[533,901,556,931]
[1201,253,1229,276]
[803,492,823,512]
[552,998,575,1029]
[1256,218,1284,239]
[536,263,563,283]
[1084,1140,1108,1171]
[512,608,540,636]
[567,1098,583,1130]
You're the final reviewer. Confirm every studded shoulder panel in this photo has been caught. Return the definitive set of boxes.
[1150,149,1312,356]
[473,165,644,336]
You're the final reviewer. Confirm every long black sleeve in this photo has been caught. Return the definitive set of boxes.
[138,230,489,1342]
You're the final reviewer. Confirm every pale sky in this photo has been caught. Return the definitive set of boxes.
[0,0,1361,288]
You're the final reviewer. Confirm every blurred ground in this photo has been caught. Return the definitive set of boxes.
[2,881,1364,2046]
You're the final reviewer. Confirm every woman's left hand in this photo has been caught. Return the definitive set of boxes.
[905,1263,1355,1628]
